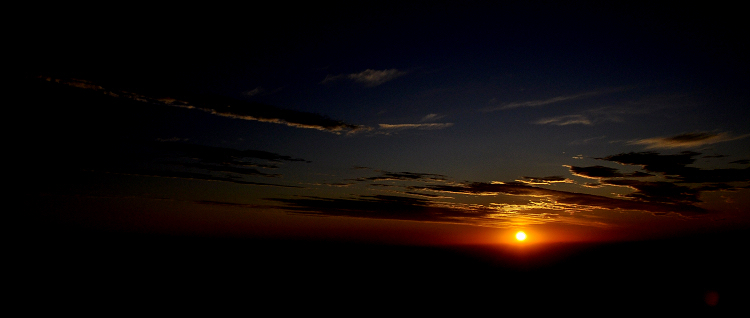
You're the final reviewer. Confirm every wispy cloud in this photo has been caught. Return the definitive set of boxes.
[420,113,445,122]
[267,148,750,227]
[629,132,750,149]
[534,114,592,126]
[36,76,367,134]
[111,169,303,188]
[267,194,497,224]
[126,141,309,188]
[517,176,573,185]
[322,68,408,87]
[371,113,453,134]
[243,86,265,96]
[267,193,615,228]
[597,151,750,184]
[80,140,308,188]
[410,181,706,216]
[353,170,448,183]
[565,165,652,179]
[161,95,369,134]
[156,141,310,163]
[535,103,660,126]
[482,90,604,112]
[378,123,454,131]
[570,136,608,145]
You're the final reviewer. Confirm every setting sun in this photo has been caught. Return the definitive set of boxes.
[515,231,527,241]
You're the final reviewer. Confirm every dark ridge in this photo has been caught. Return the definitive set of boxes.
[17,216,748,315]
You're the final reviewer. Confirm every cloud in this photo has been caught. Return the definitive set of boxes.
[565,165,652,179]
[582,182,604,188]
[267,157,735,226]
[36,76,368,134]
[74,141,309,188]
[161,94,368,134]
[156,141,310,163]
[268,194,602,228]
[584,151,750,206]
[320,74,347,83]
[629,132,750,149]
[370,114,454,134]
[378,123,454,131]
[111,168,303,188]
[420,113,445,122]
[147,142,311,185]
[597,151,699,176]
[354,170,448,183]
[170,162,281,178]
[601,179,701,204]
[410,181,706,216]
[482,90,606,112]
[349,69,408,86]
[276,149,748,225]
[411,182,569,197]
[534,115,592,126]
[243,87,265,96]
[267,194,496,223]
[535,103,663,127]
[517,176,573,185]
[322,69,408,87]
[596,151,750,184]
[501,92,598,109]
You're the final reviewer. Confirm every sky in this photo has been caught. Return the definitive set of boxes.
[19,2,750,248]
[15,2,750,312]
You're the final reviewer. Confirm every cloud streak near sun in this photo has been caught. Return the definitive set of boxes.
[265,150,750,227]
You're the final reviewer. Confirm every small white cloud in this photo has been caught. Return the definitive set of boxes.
[420,113,445,122]
[535,115,592,126]
[482,91,600,112]
[321,74,346,84]
[244,87,265,96]
[482,87,630,112]
[322,69,407,87]
[349,69,407,86]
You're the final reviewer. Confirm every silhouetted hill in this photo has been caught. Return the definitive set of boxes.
[17,218,748,315]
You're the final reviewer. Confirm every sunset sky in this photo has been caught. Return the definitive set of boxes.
[20,2,749,248]
[17,2,750,312]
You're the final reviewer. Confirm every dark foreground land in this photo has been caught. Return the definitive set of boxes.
[16,223,748,315]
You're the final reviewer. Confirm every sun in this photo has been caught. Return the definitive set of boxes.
[515,231,527,241]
